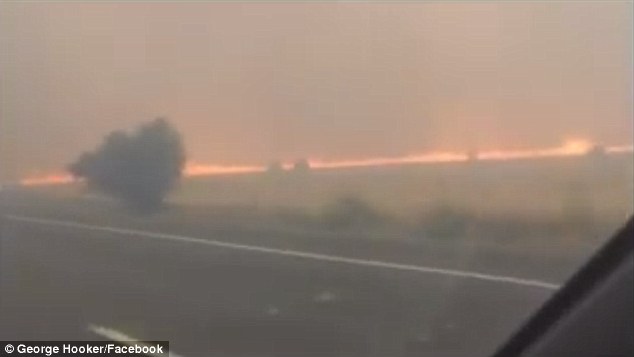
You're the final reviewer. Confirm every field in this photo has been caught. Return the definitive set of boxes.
[0,154,631,356]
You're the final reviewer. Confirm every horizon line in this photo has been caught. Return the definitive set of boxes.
[14,140,634,187]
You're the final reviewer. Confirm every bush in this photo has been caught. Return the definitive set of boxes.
[68,118,185,211]
[419,206,472,240]
[320,196,385,231]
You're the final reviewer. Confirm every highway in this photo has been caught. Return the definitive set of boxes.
[0,193,565,357]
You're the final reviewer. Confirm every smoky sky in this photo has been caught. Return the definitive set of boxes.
[1,1,632,181]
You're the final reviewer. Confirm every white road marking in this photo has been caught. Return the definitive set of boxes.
[5,214,561,290]
[88,324,183,357]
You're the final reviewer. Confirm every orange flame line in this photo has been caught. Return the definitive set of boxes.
[19,174,76,187]
[17,141,634,186]
[184,162,264,176]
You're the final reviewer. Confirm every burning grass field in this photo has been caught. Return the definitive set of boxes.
[19,152,632,247]
[1,153,631,356]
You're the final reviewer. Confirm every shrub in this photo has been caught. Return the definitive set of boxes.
[320,196,385,231]
[419,206,472,239]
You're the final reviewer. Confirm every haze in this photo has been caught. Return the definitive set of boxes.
[1,1,632,181]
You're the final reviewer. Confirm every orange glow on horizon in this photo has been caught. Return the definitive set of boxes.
[19,173,76,187]
[476,139,595,161]
[309,151,469,169]
[184,162,264,176]
[17,141,634,186]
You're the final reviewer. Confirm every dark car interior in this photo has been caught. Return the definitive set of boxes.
[494,217,633,357]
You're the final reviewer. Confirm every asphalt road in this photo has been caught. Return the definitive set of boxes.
[0,194,561,357]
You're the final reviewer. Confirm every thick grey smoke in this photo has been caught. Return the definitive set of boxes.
[68,118,185,210]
